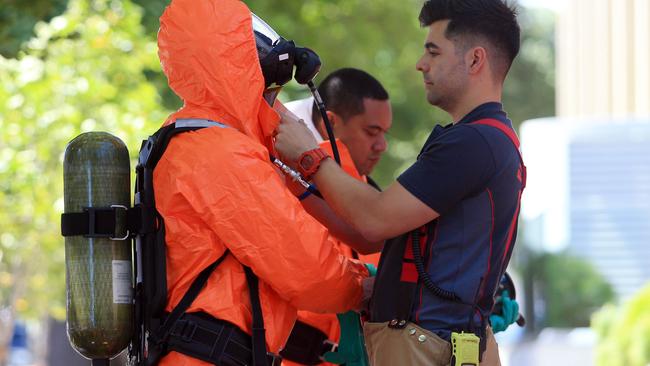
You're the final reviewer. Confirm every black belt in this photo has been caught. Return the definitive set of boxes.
[280,320,338,365]
[164,312,282,366]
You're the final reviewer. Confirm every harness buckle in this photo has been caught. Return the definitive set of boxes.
[109,205,130,240]
[170,319,198,343]
[268,352,283,366]
[81,206,119,239]
[319,340,338,361]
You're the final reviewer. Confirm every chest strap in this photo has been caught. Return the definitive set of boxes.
[470,118,526,189]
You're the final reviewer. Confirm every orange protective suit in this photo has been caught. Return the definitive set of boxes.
[154,1,368,365]
[283,141,380,366]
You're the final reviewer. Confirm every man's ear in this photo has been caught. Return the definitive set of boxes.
[466,46,487,75]
[316,110,340,140]
[326,110,339,127]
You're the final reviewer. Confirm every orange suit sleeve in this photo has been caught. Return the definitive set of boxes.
[174,128,367,313]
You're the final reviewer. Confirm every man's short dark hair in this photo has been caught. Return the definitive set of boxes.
[311,68,389,126]
[419,0,520,79]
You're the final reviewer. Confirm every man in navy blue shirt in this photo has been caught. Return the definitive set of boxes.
[275,1,523,365]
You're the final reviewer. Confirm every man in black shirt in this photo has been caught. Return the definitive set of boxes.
[275,1,523,365]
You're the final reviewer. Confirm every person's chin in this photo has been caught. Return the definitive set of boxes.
[426,93,440,106]
[365,160,379,175]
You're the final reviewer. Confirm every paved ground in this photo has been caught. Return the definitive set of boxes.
[498,328,595,366]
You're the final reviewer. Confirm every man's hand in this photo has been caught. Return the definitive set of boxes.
[274,103,319,163]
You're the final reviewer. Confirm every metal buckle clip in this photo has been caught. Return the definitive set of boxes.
[267,352,283,366]
[83,206,113,239]
[171,320,198,343]
[319,340,338,361]
[110,204,130,240]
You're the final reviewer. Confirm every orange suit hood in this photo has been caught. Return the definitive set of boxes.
[158,0,279,146]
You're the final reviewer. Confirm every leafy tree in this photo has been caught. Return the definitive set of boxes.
[0,0,69,58]
[503,8,555,126]
[528,251,614,328]
[593,284,650,366]
[245,0,443,186]
[0,0,167,330]
[243,2,556,186]
[0,1,556,187]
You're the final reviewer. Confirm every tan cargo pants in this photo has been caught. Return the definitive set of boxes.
[363,321,501,366]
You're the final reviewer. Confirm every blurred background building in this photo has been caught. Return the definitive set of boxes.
[557,0,650,118]
[524,0,650,301]
[521,118,650,301]
[512,0,650,364]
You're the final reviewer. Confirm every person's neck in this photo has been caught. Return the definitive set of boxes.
[449,84,502,123]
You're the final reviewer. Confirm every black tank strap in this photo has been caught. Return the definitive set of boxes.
[61,205,129,239]
[280,320,333,365]
[153,249,230,346]
[369,231,420,325]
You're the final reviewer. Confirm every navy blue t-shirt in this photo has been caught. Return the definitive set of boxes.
[397,102,524,340]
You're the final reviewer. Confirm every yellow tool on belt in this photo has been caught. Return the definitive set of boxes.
[451,331,480,366]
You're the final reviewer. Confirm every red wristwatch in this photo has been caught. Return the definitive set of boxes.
[297,148,330,180]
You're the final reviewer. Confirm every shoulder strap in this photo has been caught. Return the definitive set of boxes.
[470,118,526,189]
[136,119,228,317]
[141,119,227,170]
[470,118,520,148]
[470,119,526,307]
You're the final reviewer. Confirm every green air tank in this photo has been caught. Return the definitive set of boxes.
[63,132,133,360]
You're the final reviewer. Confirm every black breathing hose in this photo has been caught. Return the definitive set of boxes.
[411,229,462,302]
[412,229,489,332]
[307,80,341,165]
[271,80,340,200]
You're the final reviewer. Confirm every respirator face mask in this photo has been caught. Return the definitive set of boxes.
[253,13,342,165]
[252,13,322,105]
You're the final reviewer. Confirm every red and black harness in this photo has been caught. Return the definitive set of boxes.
[368,118,526,358]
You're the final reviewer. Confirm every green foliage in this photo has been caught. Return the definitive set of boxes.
[0,0,69,58]
[247,0,444,186]
[246,2,555,186]
[0,0,167,320]
[0,1,556,187]
[503,8,555,125]
[593,284,650,366]
[529,251,614,327]
[0,0,556,322]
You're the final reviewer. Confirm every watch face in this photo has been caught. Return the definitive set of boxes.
[300,154,314,169]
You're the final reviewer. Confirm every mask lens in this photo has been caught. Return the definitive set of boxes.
[252,13,281,59]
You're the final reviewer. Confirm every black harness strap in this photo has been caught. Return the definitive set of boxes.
[61,204,142,239]
[152,249,230,348]
[280,321,334,365]
[244,266,269,366]
[165,312,281,366]
[61,206,124,238]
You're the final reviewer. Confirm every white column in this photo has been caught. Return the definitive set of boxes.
[556,0,649,119]
[609,0,634,116]
[634,0,650,116]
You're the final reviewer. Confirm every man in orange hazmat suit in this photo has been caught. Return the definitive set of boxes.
[152,1,369,365]
[281,68,392,365]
